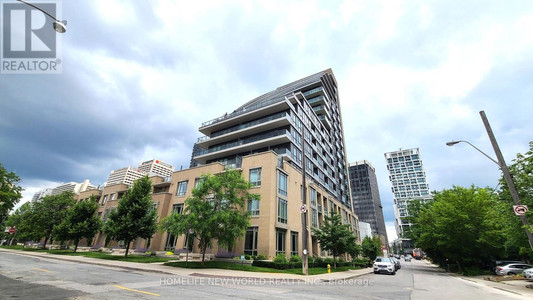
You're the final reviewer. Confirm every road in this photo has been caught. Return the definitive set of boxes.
[0,251,530,299]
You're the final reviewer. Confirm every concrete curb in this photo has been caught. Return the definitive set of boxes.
[0,248,373,281]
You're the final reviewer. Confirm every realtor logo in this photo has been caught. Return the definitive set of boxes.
[1,1,62,74]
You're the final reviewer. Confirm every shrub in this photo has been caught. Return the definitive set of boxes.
[174,248,189,255]
[245,254,251,260]
[255,254,267,261]
[313,256,322,264]
[252,260,301,269]
[214,250,238,258]
[273,254,288,263]
[290,255,302,263]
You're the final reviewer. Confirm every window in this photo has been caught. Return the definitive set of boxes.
[311,208,318,228]
[278,172,287,196]
[290,231,298,256]
[310,187,317,207]
[110,193,116,201]
[172,203,184,214]
[278,198,287,224]
[244,227,258,255]
[248,198,260,216]
[101,195,108,206]
[249,168,261,187]
[176,181,188,196]
[151,202,159,212]
[276,229,286,255]
[194,178,204,188]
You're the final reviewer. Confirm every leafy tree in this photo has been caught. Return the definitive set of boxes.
[312,212,357,268]
[0,163,23,224]
[362,235,382,261]
[498,141,533,261]
[402,199,428,244]
[53,196,102,252]
[5,202,40,244]
[347,241,362,265]
[161,169,257,263]
[415,186,507,272]
[104,176,157,257]
[32,192,75,248]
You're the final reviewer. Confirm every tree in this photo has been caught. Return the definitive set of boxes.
[5,202,40,244]
[415,186,507,272]
[161,169,258,263]
[104,176,157,257]
[0,163,23,224]
[32,192,76,248]
[362,235,382,261]
[53,196,102,252]
[498,141,533,261]
[312,212,357,268]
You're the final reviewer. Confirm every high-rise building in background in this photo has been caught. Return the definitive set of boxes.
[384,148,432,237]
[32,180,96,201]
[138,159,174,178]
[192,69,352,209]
[348,160,388,244]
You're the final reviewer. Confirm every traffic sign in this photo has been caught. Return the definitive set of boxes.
[514,205,528,216]
[8,227,16,234]
[300,204,307,214]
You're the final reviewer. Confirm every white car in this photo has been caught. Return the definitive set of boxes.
[373,257,396,275]
[523,267,533,280]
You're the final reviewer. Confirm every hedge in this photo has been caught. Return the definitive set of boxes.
[252,260,362,270]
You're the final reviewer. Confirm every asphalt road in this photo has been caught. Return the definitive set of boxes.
[0,252,529,300]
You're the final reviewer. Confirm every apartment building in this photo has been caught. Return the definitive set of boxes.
[384,148,432,237]
[138,159,174,178]
[348,160,388,244]
[32,179,96,201]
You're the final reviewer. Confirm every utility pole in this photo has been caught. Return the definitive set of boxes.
[479,110,533,252]
[301,126,309,276]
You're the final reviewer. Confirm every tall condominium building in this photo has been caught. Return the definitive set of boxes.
[192,69,352,208]
[138,159,174,178]
[348,160,387,244]
[31,188,52,202]
[384,148,432,237]
[106,166,146,186]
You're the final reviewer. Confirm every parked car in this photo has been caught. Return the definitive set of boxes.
[390,257,401,270]
[523,268,533,280]
[374,257,396,275]
[495,263,533,276]
[404,255,412,262]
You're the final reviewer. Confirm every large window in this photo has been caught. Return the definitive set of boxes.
[172,203,184,214]
[248,198,260,216]
[278,172,287,196]
[249,168,262,187]
[310,187,317,207]
[176,181,188,196]
[278,198,287,224]
[290,231,298,256]
[311,208,318,228]
[101,195,108,206]
[244,227,258,255]
[276,229,286,255]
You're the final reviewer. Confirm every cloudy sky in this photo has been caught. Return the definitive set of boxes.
[1,0,532,242]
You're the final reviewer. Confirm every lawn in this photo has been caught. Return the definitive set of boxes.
[164,261,361,275]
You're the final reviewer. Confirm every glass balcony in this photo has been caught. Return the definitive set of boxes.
[195,129,291,156]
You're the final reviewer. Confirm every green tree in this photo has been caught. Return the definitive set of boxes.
[32,192,76,248]
[104,176,157,257]
[403,199,428,244]
[415,186,506,272]
[362,235,382,261]
[0,163,23,224]
[161,169,257,263]
[5,202,40,244]
[498,141,533,261]
[53,196,102,252]
[312,212,357,268]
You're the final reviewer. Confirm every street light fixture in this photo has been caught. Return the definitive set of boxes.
[16,0,67,33]
[446,140,500,166]
[446,111,533,252]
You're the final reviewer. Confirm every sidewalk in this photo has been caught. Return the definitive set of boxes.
[422,259,533,297]
[0,248,372,281]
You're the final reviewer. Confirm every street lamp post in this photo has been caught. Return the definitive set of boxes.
[16,0,67,33]
[446,110,533,252]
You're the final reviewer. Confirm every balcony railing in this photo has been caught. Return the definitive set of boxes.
[200,96,286,128]
[194,129,290,157]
